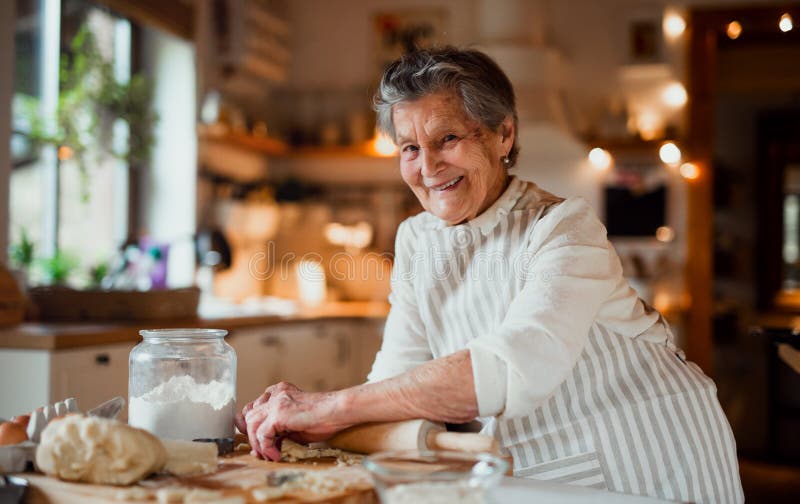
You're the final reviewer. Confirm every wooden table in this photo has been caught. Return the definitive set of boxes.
[17,452,377,503]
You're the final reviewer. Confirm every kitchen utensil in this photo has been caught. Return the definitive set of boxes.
[328,419,499,455]
[364,449,507,503]
[86,396,125,420]
[192,437,234,456]
[0,475,29,504]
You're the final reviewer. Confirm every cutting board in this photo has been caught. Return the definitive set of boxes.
[17,451,377,503]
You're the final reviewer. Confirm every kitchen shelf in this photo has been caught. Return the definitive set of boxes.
[199,130,396,159]
[200,130,289,156]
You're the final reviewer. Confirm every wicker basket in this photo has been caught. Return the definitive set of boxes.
[28,286,200,321]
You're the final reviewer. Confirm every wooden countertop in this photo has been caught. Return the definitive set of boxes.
[0,302,389,351]
[19,450,376,503]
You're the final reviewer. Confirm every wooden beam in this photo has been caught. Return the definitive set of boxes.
[0,0,14,265]
[93,0,193,40]
[685,11,717,375]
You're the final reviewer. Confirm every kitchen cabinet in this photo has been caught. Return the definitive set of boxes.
[50,343,136,419]
[229,319,384,408]
[0,342,135,420]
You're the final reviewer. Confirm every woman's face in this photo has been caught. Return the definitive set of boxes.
[393,92,514,226]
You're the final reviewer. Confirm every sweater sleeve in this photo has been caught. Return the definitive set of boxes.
[367,220,433,382]
[467,198,619,418]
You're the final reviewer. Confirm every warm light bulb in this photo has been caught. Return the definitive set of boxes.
[372,132,398,157]
[588,147,613,171]
[324,221,373,250]
[726,20,742,39]
[780,13,793,33]
[680,162,700,180]
[653,291,673,313]
[57,145,73,161]
[636,110,663,141]
[663,11,686,39]
[662,82,688,108]
[659,142,681,166]
[656,226,675,243]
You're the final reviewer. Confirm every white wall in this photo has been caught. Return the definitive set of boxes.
[0,0,15,265]
[287,0,477,89]
[141,27,197,287]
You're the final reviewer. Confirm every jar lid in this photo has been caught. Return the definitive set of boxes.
[139,328,228,340]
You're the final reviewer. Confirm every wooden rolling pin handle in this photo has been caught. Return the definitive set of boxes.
[426,431,499,455]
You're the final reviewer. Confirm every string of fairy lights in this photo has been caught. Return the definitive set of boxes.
[588,9,795,182]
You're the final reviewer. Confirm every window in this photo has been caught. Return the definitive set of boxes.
[11,0,132,285]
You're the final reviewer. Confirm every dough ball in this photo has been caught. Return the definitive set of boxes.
[0,421,28,445]
[161,440,218,476]
[35,414,167,485]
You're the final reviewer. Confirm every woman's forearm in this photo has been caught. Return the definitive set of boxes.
[335,349,479,426]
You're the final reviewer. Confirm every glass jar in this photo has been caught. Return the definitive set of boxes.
[128,328,237,441]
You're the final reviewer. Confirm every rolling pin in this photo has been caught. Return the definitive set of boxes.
[327,419,499,455]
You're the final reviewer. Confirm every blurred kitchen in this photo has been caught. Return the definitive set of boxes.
[1,0,800,501]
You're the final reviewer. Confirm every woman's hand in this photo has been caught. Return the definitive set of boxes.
[234,382,351,461]
[234,351,479,461]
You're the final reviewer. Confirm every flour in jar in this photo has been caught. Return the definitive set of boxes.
[128,375,235,440]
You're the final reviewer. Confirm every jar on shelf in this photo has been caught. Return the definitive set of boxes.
[128,328,237,440]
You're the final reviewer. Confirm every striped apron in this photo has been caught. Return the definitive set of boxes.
[483,321,744,503]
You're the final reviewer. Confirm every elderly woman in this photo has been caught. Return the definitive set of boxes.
[235,47,743,503]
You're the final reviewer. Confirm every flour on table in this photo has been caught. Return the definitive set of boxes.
[251,467,371,502]
[129,375,235,440]
[279,439,364,465]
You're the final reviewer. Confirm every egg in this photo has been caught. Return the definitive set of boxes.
[0,421,28,445]
[11,414,30,429]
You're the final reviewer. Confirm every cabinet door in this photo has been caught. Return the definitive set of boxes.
[228,327,283,411]
[353,319,385,384]
[50,343,135,420]
[0,350,51,419]
[277,323,343,392]
[323,321,361,390]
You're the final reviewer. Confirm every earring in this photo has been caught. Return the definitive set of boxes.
[501,155,511,167]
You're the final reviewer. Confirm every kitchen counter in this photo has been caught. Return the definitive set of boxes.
[14,452,670,504]
[0,301,389,350]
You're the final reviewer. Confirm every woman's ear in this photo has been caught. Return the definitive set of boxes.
[499,117,515,150]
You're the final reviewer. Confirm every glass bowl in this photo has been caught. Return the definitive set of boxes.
[364,450,508,504]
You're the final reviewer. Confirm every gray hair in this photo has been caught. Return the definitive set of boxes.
[373,46,520,167]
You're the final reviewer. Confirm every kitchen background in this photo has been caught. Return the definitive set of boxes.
[1,0,800,501]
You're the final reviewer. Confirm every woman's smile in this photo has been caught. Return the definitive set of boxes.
[430,175,464,192]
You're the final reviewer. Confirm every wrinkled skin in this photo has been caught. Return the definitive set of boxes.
[234,382,349,461]
[394,92,514,225]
